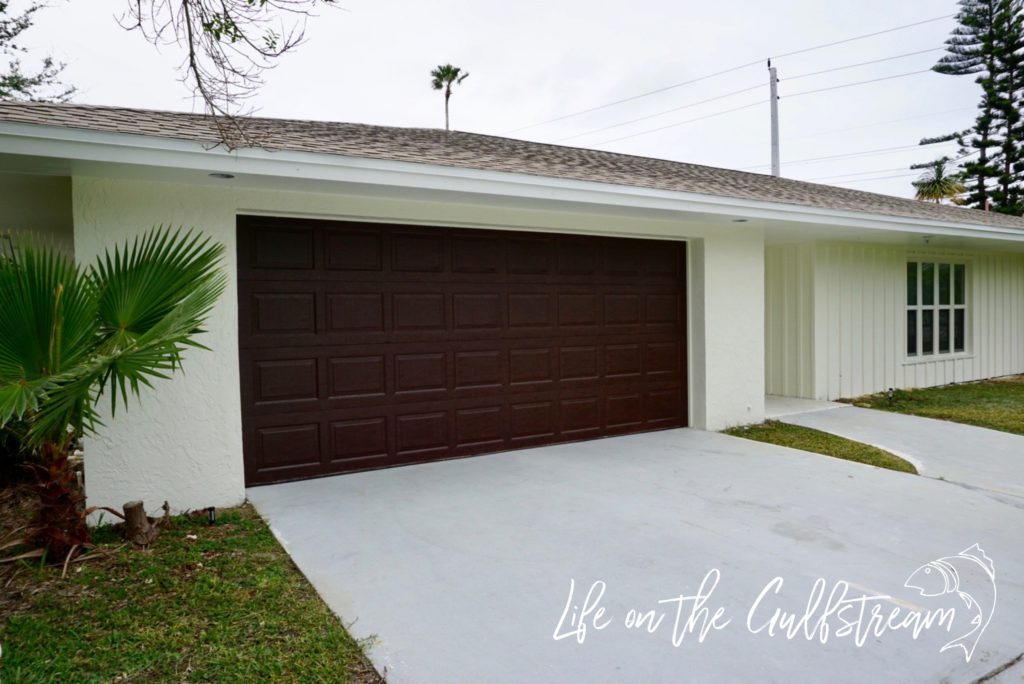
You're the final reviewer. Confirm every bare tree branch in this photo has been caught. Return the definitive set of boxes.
[120,0,336,148]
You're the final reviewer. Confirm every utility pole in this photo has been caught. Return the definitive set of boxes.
[768,59,780,177]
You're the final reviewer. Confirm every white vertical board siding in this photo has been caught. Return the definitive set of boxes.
[765,244,815,397]
[812,242,1024,400]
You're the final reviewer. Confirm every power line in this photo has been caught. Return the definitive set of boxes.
[591,101,763,147]
[787,106,975,142]
[831,172,922,185]
[553,82,763,143]
[806,165,917,181]
[785,69,934,99]
[806,153,977,183]
[563,54,948,146]
[786,47,943,81]
[503,13,954,135]
[740,140,958,171]
[502,61,763,135]
[770,14,952,61]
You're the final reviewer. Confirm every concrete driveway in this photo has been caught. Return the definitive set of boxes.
[249,429,1024,683]
[779,406,1024,501]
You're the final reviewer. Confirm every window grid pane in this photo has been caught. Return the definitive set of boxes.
[907,262,917,305]
[954,309,965,353]
[922,309,934,355]
[922,263,935,306]
[939,309,950,354]
[906,261,967,359]
[907,310,917,356]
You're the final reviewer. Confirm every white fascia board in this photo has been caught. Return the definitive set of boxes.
[3,121,1024,243]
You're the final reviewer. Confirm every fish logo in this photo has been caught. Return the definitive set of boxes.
[905,544,996,662]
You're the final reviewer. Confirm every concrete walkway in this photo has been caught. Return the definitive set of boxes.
[765,395,847,419]
[779,406,1024,501]
[249,429,1024,683]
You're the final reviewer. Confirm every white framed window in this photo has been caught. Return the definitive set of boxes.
[906,260,968,358]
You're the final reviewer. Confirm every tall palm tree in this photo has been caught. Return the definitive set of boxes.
[430,63,469,131]
[0,227,225,559]
[913,158,967,204]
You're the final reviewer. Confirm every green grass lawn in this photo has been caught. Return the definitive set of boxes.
[724,421,918,474]
[843,375,1024,436]
[0,493,381,684]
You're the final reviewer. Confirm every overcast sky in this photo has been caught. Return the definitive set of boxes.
[19,0,980,198]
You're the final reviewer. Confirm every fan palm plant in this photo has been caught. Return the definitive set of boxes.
[0,227,225,560]
[430,63,469,131]
[913,158,967,204]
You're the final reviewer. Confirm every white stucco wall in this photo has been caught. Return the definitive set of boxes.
[765,240,1024,400]
[73,177,245,515]
[71,174,766,512]
[692,232,766,428]
[0,172,74,254]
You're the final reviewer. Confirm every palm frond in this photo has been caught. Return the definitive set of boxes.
[0,227,226,449]
[0,240,97,383]
[90,227,226,414]
[92,226,225,354]
[430,63,466,88]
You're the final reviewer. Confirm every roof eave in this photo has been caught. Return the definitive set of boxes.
[2,120,1023,243]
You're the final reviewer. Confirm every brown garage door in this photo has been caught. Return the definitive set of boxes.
[238,216,687,485]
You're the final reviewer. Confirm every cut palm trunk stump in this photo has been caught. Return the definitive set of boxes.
[123,500,169,546]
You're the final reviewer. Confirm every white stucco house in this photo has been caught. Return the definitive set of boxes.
[1,101,1022,513]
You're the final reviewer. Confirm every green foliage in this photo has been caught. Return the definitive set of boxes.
[0,1,74,101]
[0,505,378,682]
[913,157,967,203]
[430,63,469,131]
[844,377,1024,436]
[925,0,1024,214]
[430,63,469,91]
[724,421,918,474]
[0,228,226,450]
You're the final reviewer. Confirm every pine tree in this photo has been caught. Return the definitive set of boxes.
[928,0,1024,215]
[991,0,1024,213]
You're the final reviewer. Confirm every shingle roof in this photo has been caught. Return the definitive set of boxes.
[2,101,1023,230]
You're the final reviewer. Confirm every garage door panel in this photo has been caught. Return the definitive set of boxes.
[329,417,389,462]
[329,355,387,399]
[452,235,502,274]
[395,411,450,456]
[509,401,557,442]
[559,397,602,436]
[559,346,600,381]
[239,217,687,484]
[324,226,384,272]
[326,292,386,334]
[454,406,504,449]
[394,352,448,395]
[249,225,316,271]
[240,340,684,413]
[454,350,503,390]
[252,358,320,406]
[253,423,322,470]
